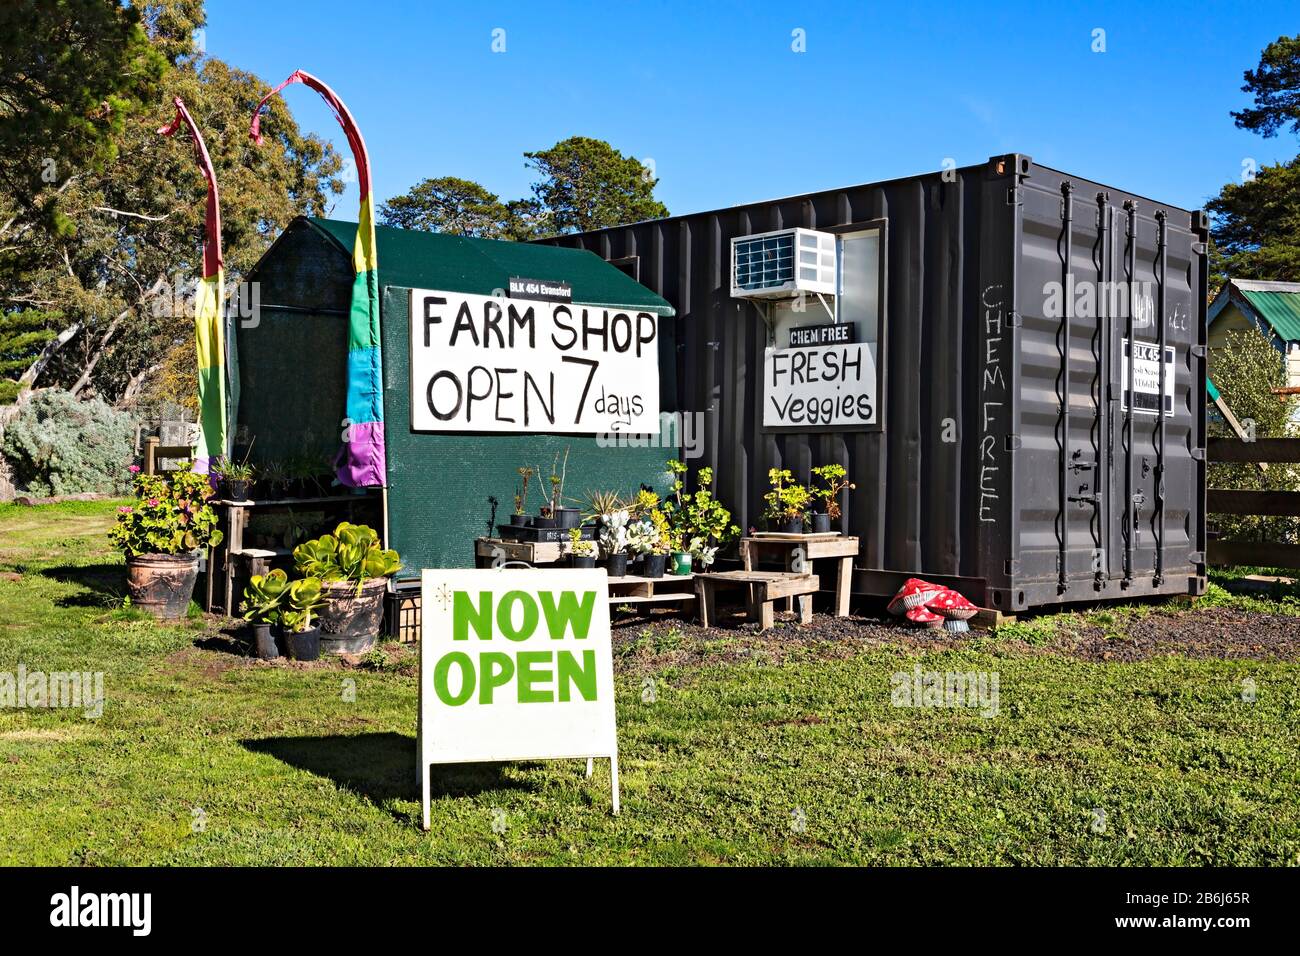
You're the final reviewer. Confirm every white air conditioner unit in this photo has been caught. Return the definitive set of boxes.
[730,228,837,299]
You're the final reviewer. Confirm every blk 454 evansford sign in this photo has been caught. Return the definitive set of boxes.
[418,568,619,828]
[408,288,661,434]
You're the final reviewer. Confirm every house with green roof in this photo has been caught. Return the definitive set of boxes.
[1207,278,1300,390]
[235,216,677,577]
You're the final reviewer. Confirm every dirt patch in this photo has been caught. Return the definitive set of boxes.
[1047,606,1300,662]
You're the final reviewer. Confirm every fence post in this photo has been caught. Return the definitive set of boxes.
[144,436,159,476]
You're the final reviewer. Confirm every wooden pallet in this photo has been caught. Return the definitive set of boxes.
[608,573,696,617]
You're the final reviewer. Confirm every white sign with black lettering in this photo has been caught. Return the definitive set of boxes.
[409,289,660,433]
[763,343,878,427]
[1121,340,1175,417]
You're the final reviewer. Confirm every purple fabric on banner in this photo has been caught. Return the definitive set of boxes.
[335,420,386,488]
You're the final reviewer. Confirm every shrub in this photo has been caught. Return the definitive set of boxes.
[0,389,136,497]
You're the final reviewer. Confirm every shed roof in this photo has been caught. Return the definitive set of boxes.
[1209,278,1300,342]
[301,217,675,316]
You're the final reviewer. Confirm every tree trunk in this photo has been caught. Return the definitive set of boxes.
[68,275,168,399]
[17,321,82,390]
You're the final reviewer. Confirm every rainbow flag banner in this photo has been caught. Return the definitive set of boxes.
[159,96,225,473]
[251,71,385,488]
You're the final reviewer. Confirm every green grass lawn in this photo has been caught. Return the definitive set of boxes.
[1,499,1298,865]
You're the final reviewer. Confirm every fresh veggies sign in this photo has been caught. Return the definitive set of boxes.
[408,288,661,434]
[418,568,619,828]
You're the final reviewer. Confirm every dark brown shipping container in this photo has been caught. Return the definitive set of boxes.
[549,153,1208,612]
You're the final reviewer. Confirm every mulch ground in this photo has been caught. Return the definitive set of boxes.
[606,603,1300,672]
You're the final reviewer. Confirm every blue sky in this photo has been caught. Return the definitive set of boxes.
[204,0,1298,221]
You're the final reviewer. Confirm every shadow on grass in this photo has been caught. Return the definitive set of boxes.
[40,562,124,607]
[242,732,536,819]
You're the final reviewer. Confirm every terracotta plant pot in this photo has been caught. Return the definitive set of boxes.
[126,553,199,619]
[316,578,388,655]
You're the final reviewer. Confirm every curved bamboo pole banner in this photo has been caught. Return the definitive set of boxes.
[250,70,385,488]
[159,96,226,474]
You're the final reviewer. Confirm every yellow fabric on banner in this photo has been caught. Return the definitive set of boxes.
[353,195,378,274]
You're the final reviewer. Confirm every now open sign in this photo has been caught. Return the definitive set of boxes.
[418,568,618,828]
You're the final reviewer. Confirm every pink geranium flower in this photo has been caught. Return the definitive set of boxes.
[129,465,140,474]
[148,498,160,507]
[118,506,133,514]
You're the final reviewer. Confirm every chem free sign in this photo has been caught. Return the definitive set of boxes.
[408,288,660,434]
[418,568,618,827]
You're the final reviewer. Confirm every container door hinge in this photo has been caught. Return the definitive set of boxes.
[1007,311,1022,328]
[1192,241,1207,256]
[1005,434,1022,451]
[1004,559,1020,576]
[1006,186,1022,206]
[1191,447,1205,461]
[1188,551,1205,564]
[1191,344,1207,358]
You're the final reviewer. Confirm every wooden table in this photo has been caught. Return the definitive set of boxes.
[206,493,378,615]
[739,533,859,616]
[695,570,818,630]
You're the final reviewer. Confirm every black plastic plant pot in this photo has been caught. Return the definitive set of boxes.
[282,626,321,662]
[535,514,559,529]
[555,507,582,529]
[641,553,668,578]
[224,478,250,501]
[570,554,596,569]
[810,513,832,534]
[606,552,629,577]
[250,622,279,660]
[508,513,528,527]
[771,517,805,535]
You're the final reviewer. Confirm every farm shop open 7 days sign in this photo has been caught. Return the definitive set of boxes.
[409,288,660,433]
[418,568,619,829]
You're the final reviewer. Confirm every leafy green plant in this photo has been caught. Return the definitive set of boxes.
[582,489,625,523]
[239,569,289,624]
[811,463,855,520]
[212,456,254,482]
[293,521,400,594]
[598,509,631,555]
[763,468,813,523]
[108,465,224,556]
[660,459,739,565]
[280,577,325,633]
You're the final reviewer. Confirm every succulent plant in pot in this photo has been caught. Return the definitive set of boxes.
[568,527,596,568]
[212,448,255,501]
[239,568,289,659]
[279,577,326,661]
[598,509,631,575]
[293,522,400,656]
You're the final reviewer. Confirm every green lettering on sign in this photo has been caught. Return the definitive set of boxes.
[434,652,475,705]
[515,651,553,703]
[539,590,595,640]
[557,650,597,702]
[478,652,515,704]
[496,590,538,641]
[453,591,493,641]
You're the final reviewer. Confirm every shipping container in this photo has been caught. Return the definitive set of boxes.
[549,153,1209,612]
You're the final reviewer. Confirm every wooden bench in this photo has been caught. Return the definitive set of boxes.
[608,573,696,618]
[739,534,859,617]
[695,570,818,631]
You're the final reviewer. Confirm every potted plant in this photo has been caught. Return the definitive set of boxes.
[568,527,596,568]
[598,509,631,576]
[810,463,855,532]
[511,467,534,527]
[628,512,668,578]
[239,569,289,659]
[763,468,812,535]
[109,465,224,619]
[279,576,325,661]
[661,459,740,571]
[545,448,580,529]
[212,446,255,501]
[293,522,400,655]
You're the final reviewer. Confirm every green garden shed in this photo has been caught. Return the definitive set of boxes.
[237,216,678,580]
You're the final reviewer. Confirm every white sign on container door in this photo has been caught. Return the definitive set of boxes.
[418,567,618,829]
[409,288,660,434]
[763,341,878,427]
[1121,340,1175,417]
